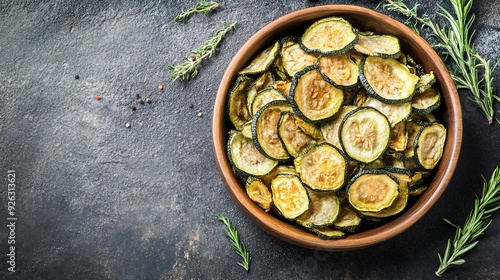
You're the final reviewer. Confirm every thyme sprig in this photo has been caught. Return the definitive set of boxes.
[168,21,237,82]
[175,1,219,22]
[218,214,251,271]
[383,0,500,124]
[435,166,500,277]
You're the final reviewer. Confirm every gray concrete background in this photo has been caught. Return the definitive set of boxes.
[1,0,499,279]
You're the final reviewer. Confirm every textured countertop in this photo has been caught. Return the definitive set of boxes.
[1,0,499,279]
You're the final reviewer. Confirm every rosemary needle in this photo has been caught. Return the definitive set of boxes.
[435,166,500,276]
[175,1,219,22]
[168,21,237,82]
[382,0,499,124]
[218,214,251,271]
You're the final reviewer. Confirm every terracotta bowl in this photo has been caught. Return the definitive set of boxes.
[212,5,462,251]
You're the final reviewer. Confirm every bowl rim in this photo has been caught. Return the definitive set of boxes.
[212,4,462,251]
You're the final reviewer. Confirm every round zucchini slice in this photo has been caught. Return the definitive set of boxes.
[246,72,276,115]
[252,100,292,160]
[339,107,391,163]
[289,66,344,122]
[246,177,272,212]
[270,174,310,220]
[333,204,362,233]
[278,112,318,157]
[300,17,358,56]
[362,97,411,127]
[321,105,357,150]
[411,87,441,115]
[347,170,400,212]
[294,143,348,191]
[296,189,340,228]
[360,181,409,218]
[281,42,319,77]
[354,34,401,59]
[318,54,359,89]
[227,130,278,176]
[239,41,280,75]
[250,87,287,116]
[360,56,419,104]
[414,122,446,170]
[227,76,254,130]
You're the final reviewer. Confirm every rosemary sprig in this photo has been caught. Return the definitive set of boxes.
[383,0,500,124]
[175,1,219,22]
[168,21,237,82]
[435,166,500,277]
[217,214,251,271]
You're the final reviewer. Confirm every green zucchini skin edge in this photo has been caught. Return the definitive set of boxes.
[359,56,416,104]
[413,122,446,170]
[289,65,344,123]
[251,100,292,160]
[226,130,278,178]
[226,75,255,130]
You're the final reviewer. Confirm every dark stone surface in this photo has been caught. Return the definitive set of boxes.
[1,0,499,279]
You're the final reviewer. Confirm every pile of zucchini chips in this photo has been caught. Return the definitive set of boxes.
[226,17,446,239]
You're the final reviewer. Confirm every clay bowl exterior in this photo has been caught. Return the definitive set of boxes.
[212,5,462,251]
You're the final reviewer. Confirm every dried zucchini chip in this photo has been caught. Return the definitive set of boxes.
[362,97,411,127]
[360,178,409,218]
[271,174,310,220]
[339,107,391,163]
[290,66,344,122]
[239,41,280,75]
[415,71,436,93]
[354,34,401,59]
[227,130,278,176]
[415,122,446,170]
[403,120,423,159]
[296,189,340,228]
[281,42,318,77]
[252,100,292,160]
[318,54,359,89]
[278,112,318,157]
[347,170,399,212]
[294,143,348,191]
[389,120,408,152]
[250,87,287,116]
[309,227,346,239]
[300,17,358,56]
[246,177,272,212]
[411,87,441,115]
[246,72,276,115]
[333,204,362,232]
[271,80,292,97]
[360,56,419,104]
[321,105,357,150]
[261,165,297,187]
[227,76,254,130]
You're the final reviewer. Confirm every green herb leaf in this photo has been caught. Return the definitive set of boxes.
[175,1,219,22]
[168,21,237,82]
[434,166,500,277]
[217,214,251,271]
[382,0,500,124]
